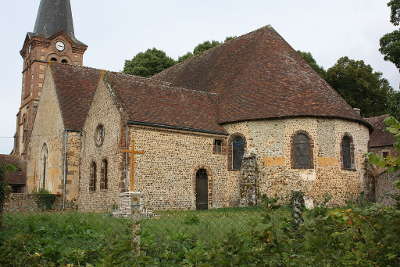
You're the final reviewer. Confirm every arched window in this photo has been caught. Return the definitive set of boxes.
[61,59,68,64]
[292,132,313,169]
[230,135,246,170]
[100,159,108,190]
[341,135,354,170]
[89,162,97,192]
[50,57,58,62]
[40,144,48,189]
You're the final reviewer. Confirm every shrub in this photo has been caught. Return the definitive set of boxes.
[33,189,57,211]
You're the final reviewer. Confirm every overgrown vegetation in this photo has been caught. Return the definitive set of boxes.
[32,189,57,211]
[1,201,400,266]
[0,164,15,228]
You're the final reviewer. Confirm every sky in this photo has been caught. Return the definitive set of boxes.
[0,0,398,154]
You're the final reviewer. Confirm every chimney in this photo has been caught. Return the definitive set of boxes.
[353,108,361,115]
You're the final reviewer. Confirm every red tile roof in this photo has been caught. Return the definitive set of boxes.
[154,26,371,129]
[0,155,26,185]
[49,63,226,134]
[106,72,226,134]
[364,114,395,148]
[50,63,100,131]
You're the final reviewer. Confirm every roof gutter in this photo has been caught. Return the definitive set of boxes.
[127,121,228,136]
[220,115,374,132]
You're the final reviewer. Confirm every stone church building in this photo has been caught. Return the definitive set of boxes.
[13,0,374,211]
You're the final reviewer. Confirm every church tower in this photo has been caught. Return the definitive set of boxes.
[14,0,87,158]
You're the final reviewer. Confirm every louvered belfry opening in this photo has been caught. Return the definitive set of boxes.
[195,169,208,210]
[293,133,313,169]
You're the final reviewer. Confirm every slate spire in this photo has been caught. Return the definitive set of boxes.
[33,0,82,44]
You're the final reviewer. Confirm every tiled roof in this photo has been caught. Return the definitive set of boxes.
[0,155,26,185]
[50,63,100,131]
[49,63,226,135]
[364,114,395,148]
[105,72,226,135]
[154,26,371,129]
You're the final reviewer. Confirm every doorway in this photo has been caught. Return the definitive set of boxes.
[195,169,208,210]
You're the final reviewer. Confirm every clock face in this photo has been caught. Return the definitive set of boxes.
[55,41,65,52]
[95,125,105,147]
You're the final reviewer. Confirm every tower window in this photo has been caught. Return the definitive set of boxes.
[50,58,57,62]
[61,59,68,64]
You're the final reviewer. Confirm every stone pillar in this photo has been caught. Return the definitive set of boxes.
[239,153,260,207]
[116,191,143,254]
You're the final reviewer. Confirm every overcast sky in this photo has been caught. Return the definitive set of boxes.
[0,0,398,154]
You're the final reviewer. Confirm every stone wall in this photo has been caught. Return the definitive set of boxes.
[27,70,65,196]
[223,118,370,206]
[3,193,68,212]
[130,126,229,211]
[78,80,123,212]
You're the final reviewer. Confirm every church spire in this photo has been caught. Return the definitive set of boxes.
[33,0,83,44]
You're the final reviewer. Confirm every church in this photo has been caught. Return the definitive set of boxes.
[13,0,373,212]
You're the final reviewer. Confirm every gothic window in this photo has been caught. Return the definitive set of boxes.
[213,139,223,154]
[341,135,355,170]
[40,144,48,190]
[100,159,108,190]
[89,162,97,192]
[292,132,313,169]
[230,135,246,170]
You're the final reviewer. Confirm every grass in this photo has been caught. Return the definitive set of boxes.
[0,207,270,266]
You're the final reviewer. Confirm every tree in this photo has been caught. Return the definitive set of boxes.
[325,57,396,118]
[123,48,176,77]
[0,164,15,228]
[388,0,400,25]
[368,116,400,208]
[297,51,326,78]
[178,52,193,63]
[380,0,400,72]
[193,40,221,56]
[380,30,400,70]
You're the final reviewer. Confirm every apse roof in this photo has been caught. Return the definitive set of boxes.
[154,26,371,129]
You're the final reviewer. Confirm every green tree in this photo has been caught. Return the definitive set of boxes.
[388,0,400,25]
[0,164,15,228]
[123,48,176,77]
[368,116,400,208]
[325,57,396,117]
[297,51,326,78]
[193,40,221,56]
[380,0,400,71]
[178,52,193,63]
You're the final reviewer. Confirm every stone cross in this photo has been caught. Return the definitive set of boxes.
[121,140,145,192]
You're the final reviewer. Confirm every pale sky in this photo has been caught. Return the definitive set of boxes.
[0,0,398,154]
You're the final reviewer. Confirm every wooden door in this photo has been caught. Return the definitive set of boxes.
[196,169,208,210]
